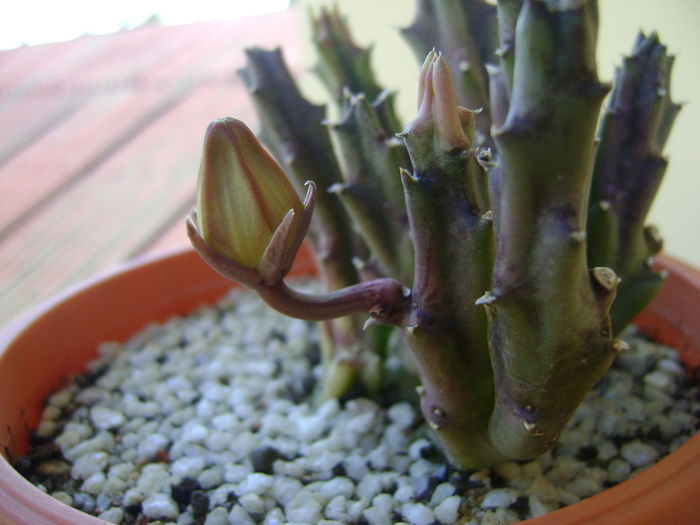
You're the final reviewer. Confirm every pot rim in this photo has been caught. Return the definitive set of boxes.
[0,248,698,525]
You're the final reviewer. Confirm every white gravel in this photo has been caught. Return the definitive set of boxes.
[16,282,700,525]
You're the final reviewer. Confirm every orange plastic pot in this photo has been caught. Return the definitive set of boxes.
[0,248,698,524]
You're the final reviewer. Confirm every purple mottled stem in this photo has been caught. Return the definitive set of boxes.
[256,279,408,326]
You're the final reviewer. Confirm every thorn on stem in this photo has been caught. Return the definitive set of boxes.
[362,318,377,331]
[523,421,544,437]
[612,339,630,354]
[591,267,620,292]
[475,291,497,306]
[570,230,586,242]
[644,224,663,253]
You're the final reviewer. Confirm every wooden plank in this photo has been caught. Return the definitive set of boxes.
[0,81,250,325]
[0,10,302,234]
[0,37,112,93]
[0,25,202,164]
[0,88,188,237]
[0,10,304,326]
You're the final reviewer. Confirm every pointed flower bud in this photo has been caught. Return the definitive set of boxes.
[403,50,475,151]
[192,118,315,286]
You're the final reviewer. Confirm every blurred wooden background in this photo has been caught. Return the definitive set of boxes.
[0,10,301,326]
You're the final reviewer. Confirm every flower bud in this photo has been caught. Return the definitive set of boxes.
[195,118,304,270]
[402,50,476,151]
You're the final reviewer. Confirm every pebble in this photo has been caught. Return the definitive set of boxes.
[481,488,520,509]
[607,458,632,483]
[434,495,461,524]
[71,451,109,479]
[136,432,169,460]
[19,286,699,525]
[36,459,71,476]
[97,507,124,524]
[401,502,435,525]
[89,406,125,430]
[229,504,256,525]
[430,482,455,506]
[51,491,73,506]
[285,493,323,523]
[645,370,673,390]
[81,471,107,494]
[171,456,206,478]
[203,506,229,525]
[621,440,660,467]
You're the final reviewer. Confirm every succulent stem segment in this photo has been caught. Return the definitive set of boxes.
[189,0,679,468]
[587,32,681,334]
[311,6,402,135]
[399,51,502,466]
[483,0,618,461]
[330,91,413,283]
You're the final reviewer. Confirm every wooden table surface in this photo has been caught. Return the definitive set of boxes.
[0,9,302,327]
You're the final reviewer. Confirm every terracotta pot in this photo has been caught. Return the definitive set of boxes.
[0,248,698,524]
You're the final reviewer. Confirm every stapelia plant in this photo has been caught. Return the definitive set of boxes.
[187,0,680,468]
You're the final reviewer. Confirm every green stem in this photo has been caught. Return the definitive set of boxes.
[486,0,617,460]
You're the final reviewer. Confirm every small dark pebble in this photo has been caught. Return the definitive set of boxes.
[12,456,33,478]
[270,329,287,342]
[678,374,693,390]
[154,449,170,463]
[692,364,700,385]
[135,514,150,525]
[489,470,507,489]
[28,431,53,447]
[251,445,283,474]
[419,442,438,459]
[306,342,321,366]
[191,491,210,520]
[510,495,530,518]
[610,434,629,448]
[171,477,202,507]
[286,374,316,404]
[576,445,598,462]
[74,368,104,389]
[331,462,346,477]
[643,425,663,442]
[26,441,61,461]
[453,471,485,494]
[385,481,398,495]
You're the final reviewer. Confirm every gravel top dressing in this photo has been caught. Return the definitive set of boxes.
[15,283,700,525]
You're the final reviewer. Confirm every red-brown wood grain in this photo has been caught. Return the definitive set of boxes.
[0,9,303,327]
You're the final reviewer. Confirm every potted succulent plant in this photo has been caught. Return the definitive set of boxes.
[190,0,684,467]
[1,1,699,524]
